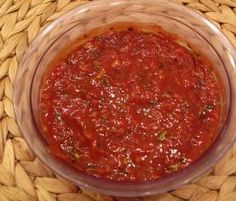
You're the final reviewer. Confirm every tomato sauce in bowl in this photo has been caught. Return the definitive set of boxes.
[39,23,223,182]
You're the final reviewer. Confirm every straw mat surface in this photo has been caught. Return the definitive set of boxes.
[0,0,236,200]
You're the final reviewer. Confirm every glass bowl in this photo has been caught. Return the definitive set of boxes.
[13,0,236,197]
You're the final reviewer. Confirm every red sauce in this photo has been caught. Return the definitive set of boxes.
[40,24,223,181]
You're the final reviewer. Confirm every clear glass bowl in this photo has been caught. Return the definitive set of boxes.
[13,0,236,197]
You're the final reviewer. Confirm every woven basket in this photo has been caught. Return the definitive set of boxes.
[0,0,236,200]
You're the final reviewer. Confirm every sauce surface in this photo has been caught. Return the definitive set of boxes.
[40,25,223,181]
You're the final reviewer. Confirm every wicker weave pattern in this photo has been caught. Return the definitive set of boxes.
[0,0,236,200]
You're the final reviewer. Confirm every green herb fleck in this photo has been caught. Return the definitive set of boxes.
[199,109,207,119]
[199,103,215,119]
[123,170,131,176]
[55,110,62,122]
[69,151,80,160]
[197,79,205,87]
[168,162,181,172]
[102,77,110,87]
[162,93,171,98]
[150,100,159,107]
[159,131,167,141]
[87,163,96,171]
[206,104,214,111]
[100,114,108,124]
[92,61,101,70]
[119,103,126,110]
[180,157,188,164]
[96,68,105,79]
[143,81,151,89]
[183,101,190,109]
[73,153,80,159]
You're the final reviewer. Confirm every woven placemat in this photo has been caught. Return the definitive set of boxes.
[0,0,236,200]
